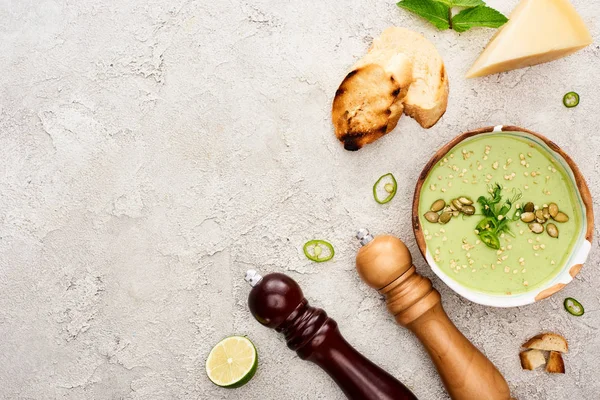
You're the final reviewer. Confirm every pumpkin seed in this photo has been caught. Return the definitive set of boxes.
[424,211,439,223]
[529,222,544,234]
[520,212,535,223]
[451,199,464,211]
[547,223,559,238]
[542,207,550,219]
[462,205,476,215]
[523,202,535,213]
[549,203,559,218]
[458,197,473,206]
[535,210,546,224]
[553,211,569,223]
[439,211,452,224]
[431,199,446,212]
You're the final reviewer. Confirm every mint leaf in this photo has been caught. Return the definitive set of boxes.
[435,0,484,7]
[451,5,508,32]
[397,0,450,31]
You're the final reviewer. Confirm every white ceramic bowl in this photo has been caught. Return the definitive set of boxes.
[412,125,594,307]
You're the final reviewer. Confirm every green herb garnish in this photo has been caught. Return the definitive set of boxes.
[396,0,508,33]
[475,183,522,249]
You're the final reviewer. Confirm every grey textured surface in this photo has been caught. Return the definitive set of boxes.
[1,0,599,399]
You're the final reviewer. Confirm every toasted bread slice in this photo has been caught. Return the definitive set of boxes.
[360,27,449,128]
[519,349,546,370]
[523,333,568,353]
[332,58,411,151]
[546,351,565,374]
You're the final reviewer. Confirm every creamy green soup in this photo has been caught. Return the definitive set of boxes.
[419,133,581,295]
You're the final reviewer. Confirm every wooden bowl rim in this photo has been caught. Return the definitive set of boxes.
[411,125,594,304]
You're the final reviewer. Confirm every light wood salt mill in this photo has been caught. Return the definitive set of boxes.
[355,229,512,400]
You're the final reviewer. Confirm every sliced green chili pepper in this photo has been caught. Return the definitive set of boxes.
[478,230,500,250]
[303,240,334,263]
[563,92,579,108]
[373,173,397,204]
[564,297,584,316]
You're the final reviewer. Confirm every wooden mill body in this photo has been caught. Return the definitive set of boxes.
[355,231,512,400]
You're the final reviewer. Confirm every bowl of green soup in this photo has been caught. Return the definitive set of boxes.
[413,126,594,307]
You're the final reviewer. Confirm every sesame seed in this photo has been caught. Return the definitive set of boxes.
[513,269,518,274]
[430,184,436,190]
[507,245,513,250]
[523,281,529,286]
[441,188,447,192]
[522,269,526,273]
[492,162,499,170]
[504,266,510,273]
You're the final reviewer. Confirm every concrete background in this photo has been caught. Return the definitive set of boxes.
[1,0,599,399]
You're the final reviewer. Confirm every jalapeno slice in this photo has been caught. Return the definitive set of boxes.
[373,173,397,204]
[564,297,584,316]
[563,92,579,108]
[303,240,334,262]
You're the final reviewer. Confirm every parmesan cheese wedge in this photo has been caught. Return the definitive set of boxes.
[466,0,592,78]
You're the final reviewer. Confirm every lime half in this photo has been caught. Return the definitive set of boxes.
[205,336,258,388]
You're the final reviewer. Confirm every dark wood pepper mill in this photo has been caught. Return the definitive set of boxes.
[245,270,418,400]
[355,229,512,400]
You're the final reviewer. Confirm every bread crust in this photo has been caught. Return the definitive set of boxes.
[546,351,566,374]
[523,333,569,353]
[332,64,406,151]
[332,27,448,150]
